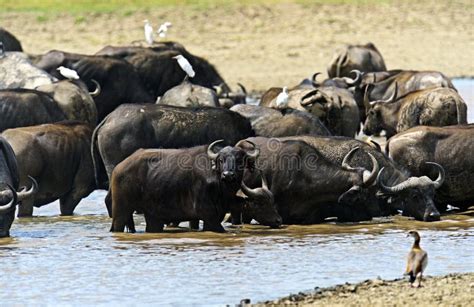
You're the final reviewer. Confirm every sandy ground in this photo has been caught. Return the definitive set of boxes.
[1,1,473,92]
[257,273,474,306]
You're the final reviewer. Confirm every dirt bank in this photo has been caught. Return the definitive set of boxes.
[256,273,474,306]
[1,1,472,91]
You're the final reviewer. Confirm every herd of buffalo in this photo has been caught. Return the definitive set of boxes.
[0,27,472,237]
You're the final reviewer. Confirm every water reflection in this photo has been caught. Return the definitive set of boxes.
[1,191,473,305]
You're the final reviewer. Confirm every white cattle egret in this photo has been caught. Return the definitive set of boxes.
[143,19,154,45]
[173,55,195,78]
[157,21,172,38]
[275,86,289,109]
[57,66,80,80]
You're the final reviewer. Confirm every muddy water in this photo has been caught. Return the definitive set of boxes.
[0,80,473,305]
[1,192,473,305]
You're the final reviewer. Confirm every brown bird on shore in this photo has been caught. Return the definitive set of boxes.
[405,230,428,288]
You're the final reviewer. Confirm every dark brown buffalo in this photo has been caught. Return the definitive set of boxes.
[327,43,386,78]
[387,125,474,212]
[95,44,231,97]
[34,50,153,120]
[239,137,380,224]
[230,104,331,137]
[363,85,467,138]
[109,140,281,232]
[0,137,37,237]
[281,135,445,221]
[2,122,96,217]
[0,28,22,52]
[92,104,255,190]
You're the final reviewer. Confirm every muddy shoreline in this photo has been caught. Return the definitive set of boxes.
[254,273,474,306]
[2,1,473,91]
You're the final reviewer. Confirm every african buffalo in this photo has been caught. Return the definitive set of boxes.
[95,45,230,97]
[282,135,445,221]
[230,104,331,137]
[0,80,98,131]
[354,70,456,116]
[327,43,386,78]
[92,104,255,190]
[260,74,360,137]
[300,86,360,137]
[109,140,281,232]
[0,52,57,89]
[157,79,219,107]
[387,125,474,212]
[0,28,23,52]
[2,122,96,217]
[363,85,467,138]
[0,137,37,237]
[239,137,380,224]
[34,50,153,120]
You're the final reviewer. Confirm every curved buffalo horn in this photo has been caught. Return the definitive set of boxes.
[380,82,398,104]
[240,175,273,200]
[342,147,379,186]
[0,184,17,213]
[237,83,247,95]
[17,176,38,201]
[426,162,445,189]
[236,140,260,159]
[341,147,361,172]
[300,89,319,106]
[89,79,101,97]
[312,72,322,86]
[363,153,380,186]
[376,166,430,193]
[207,139,224,160]
[376,167,398,193]
[341,70,362,86]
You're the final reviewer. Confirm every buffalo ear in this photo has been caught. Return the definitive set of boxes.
[245,157,256,173]
[338,185,363,205]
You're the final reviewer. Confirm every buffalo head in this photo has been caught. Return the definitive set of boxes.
[240,174,282,228]
[377,162,444,221]
[0,184,17,237]
[207,139,259,184]
[362,82,398,136]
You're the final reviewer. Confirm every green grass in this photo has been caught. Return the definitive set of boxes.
[0,0,392,13]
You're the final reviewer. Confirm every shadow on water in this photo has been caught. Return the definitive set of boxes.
[0,80,473,305]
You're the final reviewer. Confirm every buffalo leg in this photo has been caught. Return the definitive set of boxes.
[17,199,34,217]
[105,191,113,217]
[111,212,134,232]
[59,193,82,216]
[144,214,164,232]
[203,220,225,233]
[189,220,200,230]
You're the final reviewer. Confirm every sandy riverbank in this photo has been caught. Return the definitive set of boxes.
[256,273,474,306]
[1,1,473,91]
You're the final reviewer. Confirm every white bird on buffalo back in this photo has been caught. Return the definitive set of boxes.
[157,21,172,38]
[57,66,80,80]
[275,86,289,109]
[143,19,154,45]
[173,55,195,79]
